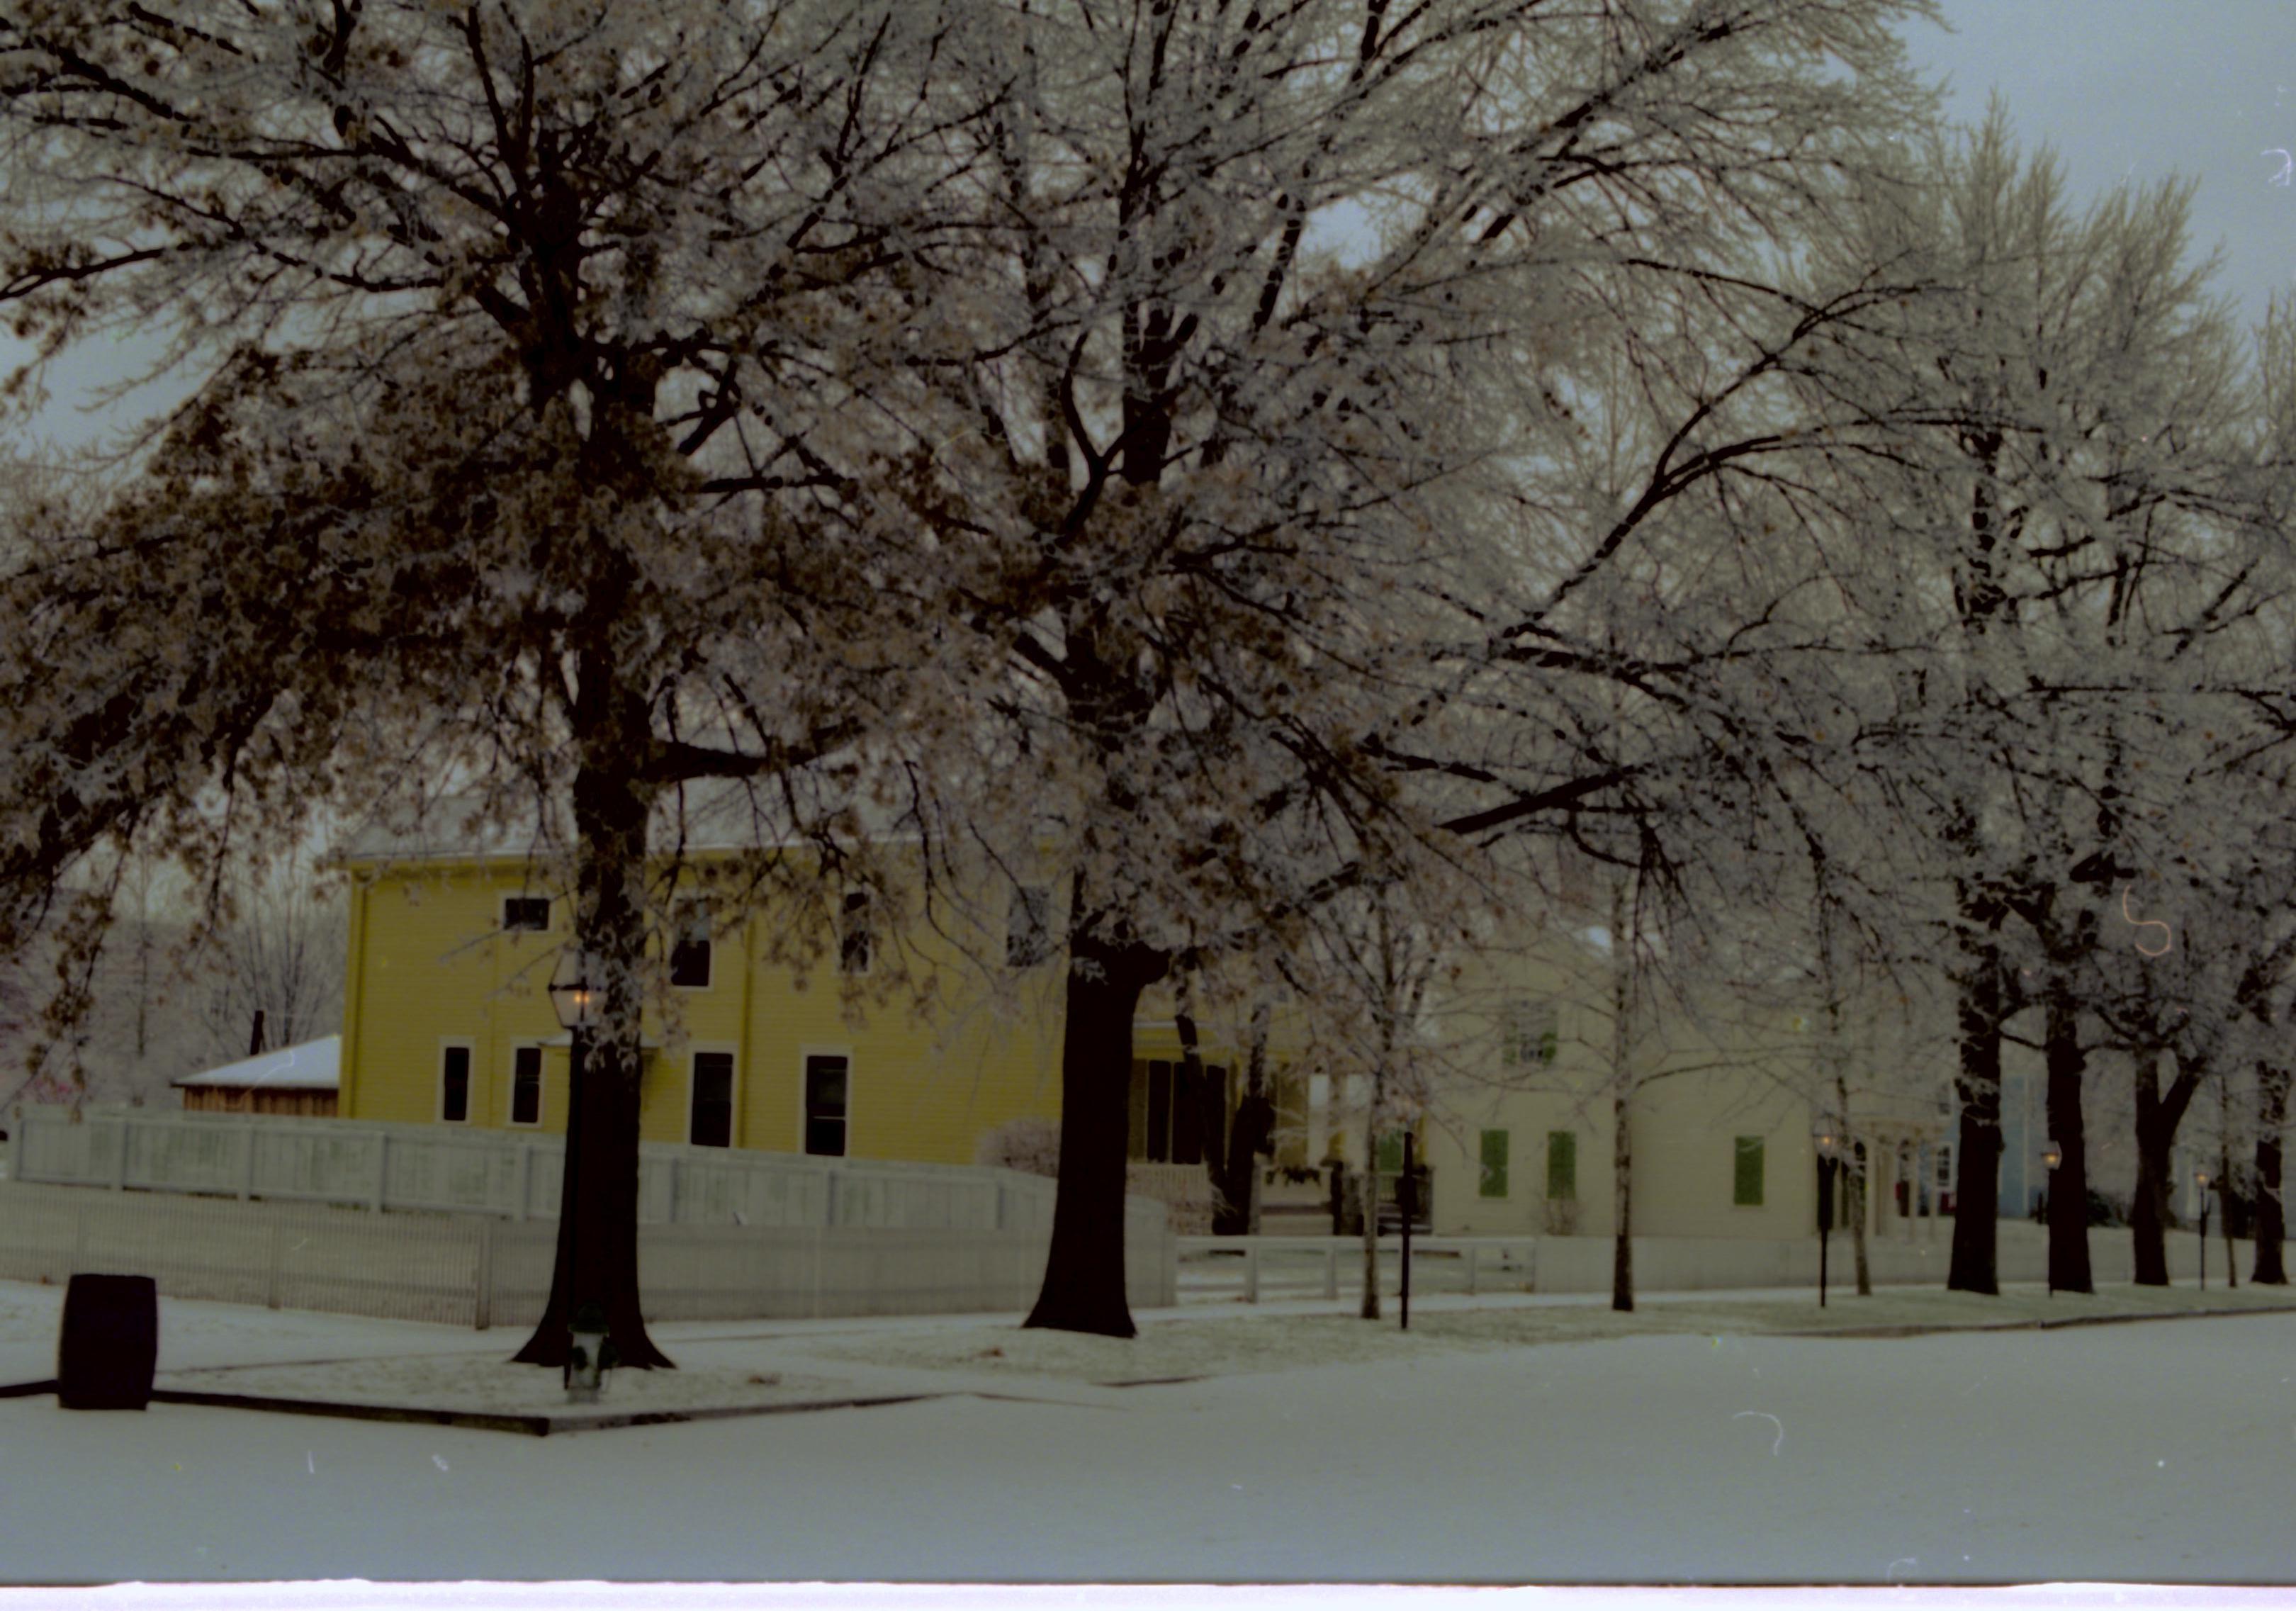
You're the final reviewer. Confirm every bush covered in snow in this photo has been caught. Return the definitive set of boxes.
[976,1117,1060,1178]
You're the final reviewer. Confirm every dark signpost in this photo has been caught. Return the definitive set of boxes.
[1400,1133,1414,1332]
[1813,1126,1840,1309]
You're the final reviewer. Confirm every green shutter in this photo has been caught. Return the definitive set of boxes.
[1734,1136,1766,1206]
[1478,1130,1509,1198]
[1546,1130,1576,1201]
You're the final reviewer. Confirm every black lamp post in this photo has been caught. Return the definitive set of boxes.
[546,948,605,1401]
[1813,1122,1841,1309]
[2041,1140,2063,1297]
[2195,1165,2212,1293]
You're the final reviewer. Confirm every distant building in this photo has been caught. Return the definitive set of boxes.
[171,1035,340,1118]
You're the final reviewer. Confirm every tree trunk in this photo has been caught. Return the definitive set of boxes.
[1947,944,2003,1296]
[2042,972,2095,1294]
[2256,1060,2288,1285]
[1025,894,1165,1337]
[2130,1050,2174,1286]
[514,691,673,1370]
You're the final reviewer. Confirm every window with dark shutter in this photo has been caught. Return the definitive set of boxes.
[1479,1130,1510,1198]
[690,1052,733,1148]
[440,1046,471,1124]
[804,1055,848,1157]
[1734,1136,1766,1206]
[1546,1131,1576,1201]
[510,1045,542,1126]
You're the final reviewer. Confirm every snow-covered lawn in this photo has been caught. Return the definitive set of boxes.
[160,1354,826,1415]
[802,1281,2296,1383]
[4,1275,2296,1583]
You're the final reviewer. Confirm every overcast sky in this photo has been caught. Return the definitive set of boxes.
[1912,0,2296,327]
[7,4,2296,454]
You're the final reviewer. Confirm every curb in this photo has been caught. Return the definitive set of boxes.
[145,1384,947,1436]
[1791,1302,2296,1340]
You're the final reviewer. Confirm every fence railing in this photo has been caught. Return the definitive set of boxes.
[2,1103,1156,1242]
[0,1177,1176,1329]
[1177,1223,2249,1303]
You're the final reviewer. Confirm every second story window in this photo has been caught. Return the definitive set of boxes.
[1006,885,1052,967]
[670,901,712,989]
[502,896,551,933]
[839,889,872,975]
[1500,999,1558,1068]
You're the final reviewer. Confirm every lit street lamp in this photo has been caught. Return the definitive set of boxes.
[548,948,603,1402]
[1813,1122,1841,1309]
[2041,1140,2063,1297]
[2195,1166,2213,1293]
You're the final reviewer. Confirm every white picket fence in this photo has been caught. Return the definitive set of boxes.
[0,1104,1176,1327]
[5,1103,1096,1236]
[0,1181,1175,1328]
[1176,1222,2249,1303]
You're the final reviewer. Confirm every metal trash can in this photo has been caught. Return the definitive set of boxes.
[57,1274,158,1410]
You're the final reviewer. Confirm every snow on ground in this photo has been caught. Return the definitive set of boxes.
[803,1281,2296,1383]
[3,1275,2296,1583]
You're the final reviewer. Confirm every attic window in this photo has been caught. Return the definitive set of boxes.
[1500,1000,1558,1068]
[502,897,550,933]
[670,902,712,989]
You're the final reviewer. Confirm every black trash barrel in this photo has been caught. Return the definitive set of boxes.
[57,1274,157,1410]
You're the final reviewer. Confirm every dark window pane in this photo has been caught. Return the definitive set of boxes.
[804,1055,848,1157]
[502,897,550,932]
[1146,1060,1172,1163]
[840,890,872,975]
[691,1052,733,1148]
[511,1046,541,1126]
[441,1047,470,1123]
[669,938,711,988]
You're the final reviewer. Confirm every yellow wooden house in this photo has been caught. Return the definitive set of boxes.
[330,796,1290,1185]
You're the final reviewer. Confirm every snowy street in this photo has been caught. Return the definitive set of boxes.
[2,1279,2292,1584]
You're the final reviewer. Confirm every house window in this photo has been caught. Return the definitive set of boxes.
[804,1055,849,1157]
[690,1051,734,1148]
[510,1045,543,1127]
[1129,1057,1227,1164]
[1006,885,1052,967]
[440,1045,471,1124]
[1501,1000,1558,1067]
[1734,1136,1766,1207]
[1546,1131,1577,1201]
[669,902,711,989]
[839,889,872,975]
[1479,1130,1510,1198]
[502,896,551,933]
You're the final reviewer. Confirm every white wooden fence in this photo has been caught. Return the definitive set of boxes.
[0,1177,1174,1330]
[5,1103,1093,1235]
[1177,1223,2244,1303]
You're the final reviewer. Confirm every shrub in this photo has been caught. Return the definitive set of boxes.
[976,1116,1060,1178]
